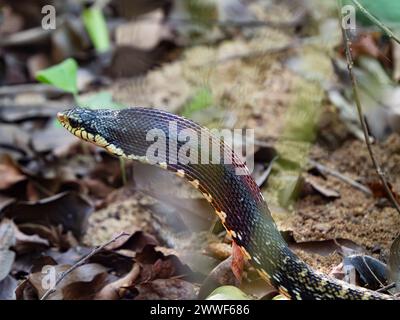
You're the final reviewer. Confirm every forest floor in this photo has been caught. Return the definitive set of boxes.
[1,0,400,300]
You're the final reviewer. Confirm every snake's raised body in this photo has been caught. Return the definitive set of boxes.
[58,107,391,300]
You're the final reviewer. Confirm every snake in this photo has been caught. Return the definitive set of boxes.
[57,107,393,300]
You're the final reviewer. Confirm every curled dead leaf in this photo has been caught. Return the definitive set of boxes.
[344,255,388,290]
[107,230,159,252]
[0,250,15,282]
[62,272,111,300]
[301,174,340,199]
[198,256,238,299]
[115,10,172,50]
[0,191,93,239]
[22,263,108,300]
[0,161,26,190]
[388,235,400,291]
[0,275,18,300]
[18,223,78,250]
[95,263,141,300]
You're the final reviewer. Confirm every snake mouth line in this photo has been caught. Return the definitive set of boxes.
[57,112,96,143]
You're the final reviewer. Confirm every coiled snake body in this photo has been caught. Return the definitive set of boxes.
[58,107,391,300]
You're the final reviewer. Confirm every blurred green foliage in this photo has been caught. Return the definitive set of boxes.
[206,285,253,300]
[82,7,111,53]
[181,87,213,117]
[36,58,78,95]
[345,0,400,28]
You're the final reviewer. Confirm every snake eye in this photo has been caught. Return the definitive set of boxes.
[68,117,80,128]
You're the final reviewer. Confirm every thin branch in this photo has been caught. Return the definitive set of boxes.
[170,17,302,30]
[350,0,400,45]
[256,156,278,188]
[339,1,400,216]
[361,256,388,293]
[309,160,372,196]
[376,282,396,293]
[214,41,299,65]
[40,231,130,300]
[0,84,64,96]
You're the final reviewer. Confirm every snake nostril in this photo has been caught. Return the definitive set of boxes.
[57,112,67,123]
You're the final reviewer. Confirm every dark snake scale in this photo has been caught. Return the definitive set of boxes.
[58,107,392,300]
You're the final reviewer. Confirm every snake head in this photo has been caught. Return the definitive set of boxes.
[57,107,121,150]
[57,107,96,142]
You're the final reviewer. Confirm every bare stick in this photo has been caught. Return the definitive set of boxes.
[360,256,388,293]
[0,84,65,96]
[339,2,400,216]
[350,0,400,45]
[309,160,372,196]
[376,282,396,293]
[214,41,298,65]
[40,231,130,300]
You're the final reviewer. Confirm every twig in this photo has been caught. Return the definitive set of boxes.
[309,160,372,196]
[170,17,302,30]
[0,84,65,96]
[214,35,332,65]
[0,16,66,47]
[360,255,388,294]
[376,282,396,293]
[40,231,130,300]
[214,41,298,65]
[256,156,278,187]
[350,0,400,45]
[339,1,400,216]
[120,158,127,186]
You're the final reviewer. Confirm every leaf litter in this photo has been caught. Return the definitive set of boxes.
[1,0,400,300]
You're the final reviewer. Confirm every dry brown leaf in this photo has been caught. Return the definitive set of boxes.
[115,10,171,50]
[0,250,15,282]
[3,219,49,254]
[302,174,340,199]
[18,223,78,250]
[366,180,400,203]
[207,242,232,260]
[0,275,18,300]
[231,241,244,282]
[198,256,238,299]
[0,156,26,190]
[134,278,197,300]
[95,263,141,300]
[106,230,159,252]
[62,272,111,300]
[0,219,16,281]
[26,263,108,300]
[1,191,93,240]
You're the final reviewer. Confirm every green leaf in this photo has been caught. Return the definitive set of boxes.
[272,294,289,300]
[181,87,213,117]
[36,58,78,94]
[78,91,124,109]
[345,0,400,28]
[82,7,110,53]
[184,0,217,29]
[206,286,253,300]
